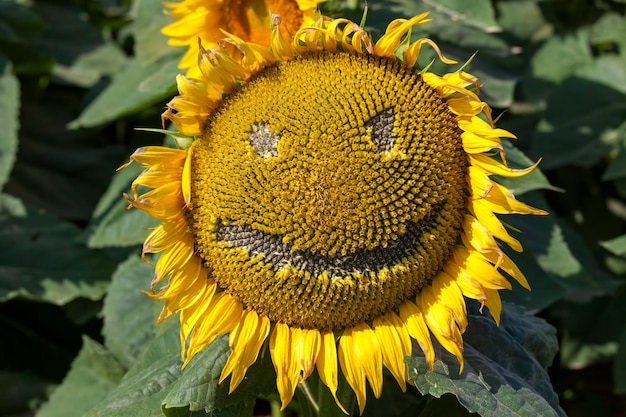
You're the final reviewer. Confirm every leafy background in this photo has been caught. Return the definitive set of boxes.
[1,0,626,416]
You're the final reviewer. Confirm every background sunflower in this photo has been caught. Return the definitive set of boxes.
[1,1,626,417]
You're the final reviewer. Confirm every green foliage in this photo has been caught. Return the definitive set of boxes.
[0,59,19,191]
[35,337,126,417]
[2,0,626,416]
[408,303,563,417]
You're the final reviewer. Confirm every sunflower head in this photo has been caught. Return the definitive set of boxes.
[125,13,547,415]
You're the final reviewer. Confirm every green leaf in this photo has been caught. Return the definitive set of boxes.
[531,56,626,169]
[102,255,158,368]
[466,60,517,109]
[415,0,500,32]
[4,89,124,222]
[69,55,179,129]
[506,194,618,302]
[0,58,19,191]
[589,12,625,47]
[35,337,126,417]
[557,286,626,369]
[601,234,626,258]
[88,163,159,248]
[495,141,560,195]
[132,0,182,65]
[84,320,183,417]
[523,29,593,102]
[500,248,565,313]
[603,136,626,181]
[162,336,276,415]
[0,210,115,303]
[496,1,547,42]
[52,42,128,88]
[407,302,564,417]
[0,193,26,218]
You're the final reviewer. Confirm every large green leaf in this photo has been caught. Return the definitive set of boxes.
[0,210,115,303]
[505,194,618,303]
[556,287,626,370]
[500,248,565,313]
[88,162,159,248]
[102,255,158,368]
[132,0,181,65]
[0,193,26,218]
[495,1,547,42]
[85,320,182,417]
[601,234,626,258]
[494,140,560,195]
[69,55,179,129]
[531,56,626,169]
[407,302,564,417]
[162,337,276,416]
[89,315,277,417]
[3,89,125,222]
[0,58,19,191]
[35,337,126,417]
[522,29,593,103]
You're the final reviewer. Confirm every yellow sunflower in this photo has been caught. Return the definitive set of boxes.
[123,13,547,414]
[162,0,322,77]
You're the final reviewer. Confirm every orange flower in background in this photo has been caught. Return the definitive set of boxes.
[162,0,322,76]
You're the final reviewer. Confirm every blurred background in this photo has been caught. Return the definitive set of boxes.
[1,0,626,416]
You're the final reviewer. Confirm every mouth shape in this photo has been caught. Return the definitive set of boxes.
[215,203,444,279]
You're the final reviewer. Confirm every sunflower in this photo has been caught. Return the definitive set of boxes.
[162,0,322,76]
[123,13,547,414]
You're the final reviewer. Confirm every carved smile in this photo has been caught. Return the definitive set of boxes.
[215,203,444,279]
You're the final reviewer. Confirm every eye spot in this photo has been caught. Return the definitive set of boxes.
[248,122,281,158]
[365,109,396,153]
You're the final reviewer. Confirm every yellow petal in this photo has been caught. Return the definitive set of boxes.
[185,292,242,362]
[220,310,270,393]
[372,312,411,391]
[124,182,184,220]
[470,153,540,178]
[398,301,434,368]
[270,323,299,408]
[373,13,432,57]
[293,327,321,382]
[154,233,194,282]
[119,146,187,169]
[469,198,523,252]
[484,288,503,324]
[142,218,189,256]
[418,273,466,373]
[338,323,382,414]
[316,331,348,414]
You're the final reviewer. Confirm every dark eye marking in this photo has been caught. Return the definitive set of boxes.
[365,109,396,153]
[248,122,280,158]
[215,203,443,278]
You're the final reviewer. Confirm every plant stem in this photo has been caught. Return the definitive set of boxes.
[298,381,320,414]
[270,398,283,417]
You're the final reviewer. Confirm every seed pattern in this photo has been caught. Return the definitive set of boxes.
[189,53,469,330]
[248,122,281,158]
[365,109,396,153]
